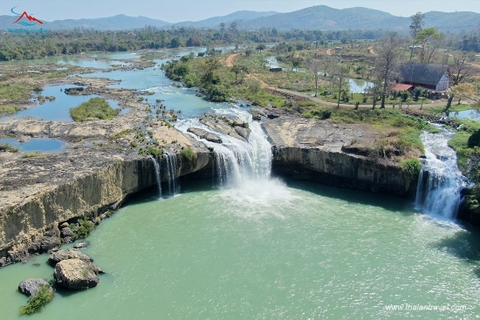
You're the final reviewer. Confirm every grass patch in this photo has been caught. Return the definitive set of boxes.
[110,129,133,140]
[0,105,21,116]
[20,285,54,315]
[400,158,422,179]
[0,82,33,101]
[0,143,18,153]
[70,98,120,122]
[22,152,41,158]
[181,148,197,164]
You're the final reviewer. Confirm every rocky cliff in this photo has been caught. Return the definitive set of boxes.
[263,115,416,196]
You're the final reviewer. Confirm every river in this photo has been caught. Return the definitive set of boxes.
[0,50,479,318]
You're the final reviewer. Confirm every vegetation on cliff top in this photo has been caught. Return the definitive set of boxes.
[70,98,120,122]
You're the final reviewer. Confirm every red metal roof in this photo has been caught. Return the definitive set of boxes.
[391,83,413,91]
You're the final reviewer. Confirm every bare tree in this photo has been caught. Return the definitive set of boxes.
[329,59,349,108]
[449,55,474,86]
[374,34,403,108]
[307,58,321,96]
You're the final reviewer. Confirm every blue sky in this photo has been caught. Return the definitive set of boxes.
[3,0,480,22]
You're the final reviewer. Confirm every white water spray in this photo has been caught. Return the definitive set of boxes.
[164,151,179,196]
[149,155,162,198]
[415,126,467,219]
[176,106,295,209]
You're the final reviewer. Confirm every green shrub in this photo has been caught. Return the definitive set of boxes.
[400,158,422,180]
[0,105,21,116]
[20,285,54,315]
[0,143,18,153]
[181,148,197,164]
[75,218,94,239]
[468,129,480,148]
[70,98,120,122]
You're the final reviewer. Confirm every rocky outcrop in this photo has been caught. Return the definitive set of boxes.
[187,127,222,143]
[263,115,416,196]
[48,249,93,265]
[54,259,100,290]
[18,278,51,296]
[199,114,250,142]
[0,145,211,266]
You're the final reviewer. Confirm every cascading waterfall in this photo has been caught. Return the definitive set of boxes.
[176,106,273,188]
[149,155,162,198]
[164,151,179,196]
[415,125,467,219]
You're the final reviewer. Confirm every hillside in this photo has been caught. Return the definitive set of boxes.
[0,6,479,32]
[236,6,480,32]
[173,10,279,28]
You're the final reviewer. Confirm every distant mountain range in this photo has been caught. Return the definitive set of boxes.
[0,6,478,33]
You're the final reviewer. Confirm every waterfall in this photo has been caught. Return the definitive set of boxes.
[149,155,162,198]
[164,151,179,196]
[415,126,467,219]
[176,106,273,188]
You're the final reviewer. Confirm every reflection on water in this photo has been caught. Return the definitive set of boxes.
[451,109,480,120]
[0,138,66,153]
[8,84,123,122]
[349,78,373,93]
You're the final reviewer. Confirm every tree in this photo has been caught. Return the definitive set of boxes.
[229,21,237,33]
[374,34,402,108]
[247,79,262,104]
[231,62,249,83]
[307,58,321,97]
[329,61,349,108]
[170,38,181,48]
[447,83,476,109]
[449,55,474,86]
[410,12,425,39]
[413,28,441,63]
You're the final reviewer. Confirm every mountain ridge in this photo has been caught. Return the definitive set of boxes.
[0,6,478,32]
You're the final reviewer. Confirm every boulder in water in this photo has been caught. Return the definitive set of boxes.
[18,278,51,297]
[53,259,100,290]
[73,241,90,249]
[48,248,93,266]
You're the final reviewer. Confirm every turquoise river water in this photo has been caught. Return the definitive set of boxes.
[1,50,480,318]
[1,180,480,318]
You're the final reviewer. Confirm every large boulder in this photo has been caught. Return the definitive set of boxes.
[48,249,93,266]
[53,259,100,290]
[187,127,222,144]
[18,278,51,297]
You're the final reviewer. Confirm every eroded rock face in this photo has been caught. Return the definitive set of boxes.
[187,127,222,143]
[263,115,416,196]
[48,249,93,266]
[54,259,99,290]
[199,115,250,142]
[18,278,50,296]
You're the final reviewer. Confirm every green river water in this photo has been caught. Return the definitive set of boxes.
[1,179,480,318]
[1,50,480,319]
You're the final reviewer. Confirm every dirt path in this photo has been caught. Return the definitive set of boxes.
[268,87,447,110]
[225,53,238,67]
